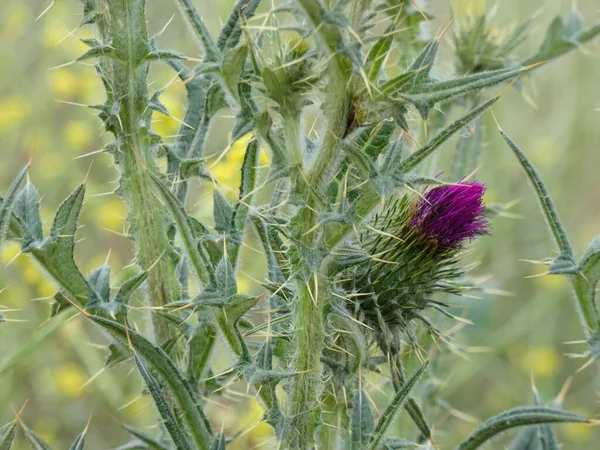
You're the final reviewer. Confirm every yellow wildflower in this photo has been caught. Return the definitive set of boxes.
[4,4,30,35]
[0,96,29,133]
[96,198,126,230]
[53,362,88,398]
[1,242,21,264]
[519,346,561,377]
[48,69,79,97]
[63,120,93,151]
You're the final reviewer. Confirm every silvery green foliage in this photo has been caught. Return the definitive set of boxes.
[2,0,600,449]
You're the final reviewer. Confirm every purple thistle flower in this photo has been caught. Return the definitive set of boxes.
[411,181,490,250]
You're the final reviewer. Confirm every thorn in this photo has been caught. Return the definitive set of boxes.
[48,60,77,71]
[73,148,106,160]
[463,165,482,182]
[129,145,147,170]
[409,0,429,22]
[555,376,572,406]
[36,0,55,21]
[524,272,549,279]
[428,338,440,360]
[522,60,548,72]
[436,17,455,41]
[576,357,595,374]
[28,140,37,167]
[60,292,89,317]
[490,109,503,131]
[83,160,94,184]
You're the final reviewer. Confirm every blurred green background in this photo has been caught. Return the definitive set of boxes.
[0,0,599,448]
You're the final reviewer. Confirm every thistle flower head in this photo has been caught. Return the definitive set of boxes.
[411,181,489,251]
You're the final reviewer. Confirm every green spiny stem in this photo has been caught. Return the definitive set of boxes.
[284,3,354,442]
[174,0,221,62]
[100,0,180,343]
[286,277,326,446]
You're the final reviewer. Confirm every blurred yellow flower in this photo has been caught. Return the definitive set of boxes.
[1,242,21,264]
[37,151,65,181]
[4,4,30,35]
[210,133,269,194]
[518,346,561,377]
[152,92,186,137]
[534,272,568,289]
[41,24,67,50]
[0,285,28,308]
[76,70,103,104]
[53,362,87,398]
[38,278,57,298]
[96,198,126,230]
[0,96,29,133]
[49,69,79,97]
[63,120,93,151]
[21,264,42,285]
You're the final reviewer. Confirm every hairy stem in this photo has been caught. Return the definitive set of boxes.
[101,0,180,344]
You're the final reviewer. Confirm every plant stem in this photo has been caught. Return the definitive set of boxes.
[285,1,352,445]
[101,0,180,344]
[287,278,325,444]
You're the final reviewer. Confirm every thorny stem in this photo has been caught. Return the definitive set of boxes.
[286,0,352,446]
[101,0,180,344]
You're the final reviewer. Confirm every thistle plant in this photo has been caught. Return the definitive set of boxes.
[1,1,600,449]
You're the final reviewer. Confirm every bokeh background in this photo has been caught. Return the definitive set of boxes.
[0,0,599,448]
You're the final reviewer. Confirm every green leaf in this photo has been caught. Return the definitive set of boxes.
[499,130,575,263]
[122,425,168,450]
[220,44,248,103]
[509,426,542,450]
[32,185,90,308]
[231,140,260,264]
[14,183,43,250]
[213,189,234,235]
[403,67,521,118]
[575,236,600,314]
[210,433,226,450]
[114,271,149,305]
[174,0,220,62]
[69,425,88,450]
[216,0,262,51]
[0,421,17,450]
[90,316,214,449]
[232,141,259,233]
[400,96,499,173]
[382,438,420,449]
[351,390,375,449]
[148,173,211,284]
[368,359,430,450]
[454,406,588,450]
[88,264,111,307]
[230,81,256,144]
[23,426,54,450]
[0,165,28,247]
[215,257,237,299]
[406,40,439,87]
[523,11,600,66]
[366,32,392,81]
[132,352,194,450]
